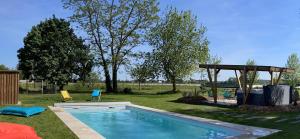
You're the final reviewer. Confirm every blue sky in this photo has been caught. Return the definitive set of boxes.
[1,0,300,80]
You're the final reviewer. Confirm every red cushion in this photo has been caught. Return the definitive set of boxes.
[0,122,41,139]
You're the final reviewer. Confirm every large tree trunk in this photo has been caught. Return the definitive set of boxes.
[171,77,176,93]
[59,85,64,91]
[103,66,113,93]
[112,68,118,92]
[138,81,141,91]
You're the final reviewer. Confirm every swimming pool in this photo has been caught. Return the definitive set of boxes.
[51,102,279,139]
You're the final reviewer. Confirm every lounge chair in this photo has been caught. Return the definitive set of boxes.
[223,91,233,99]
[91,89,101,102]
[60,90,72,102]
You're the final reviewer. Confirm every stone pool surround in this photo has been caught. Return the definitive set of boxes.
[50,102,280,139]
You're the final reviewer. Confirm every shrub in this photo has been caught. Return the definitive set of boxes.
[182,90,204,98]
[123,88,133,94]
[176,95,208,105]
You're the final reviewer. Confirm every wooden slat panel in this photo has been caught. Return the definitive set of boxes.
[3,72,7,104]
[7,73,10,104]
[16,73,19,103]
[10,73,12,104]
[0,74,3,105]
[0,71,19,105]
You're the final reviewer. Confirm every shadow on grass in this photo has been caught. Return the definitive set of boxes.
[169,99,237,109]
[102,91,179,96]
[156,90,180,95]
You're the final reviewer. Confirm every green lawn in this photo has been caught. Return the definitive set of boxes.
[1,93,300,139]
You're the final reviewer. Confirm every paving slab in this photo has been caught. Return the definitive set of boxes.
[275,118,289,123]
[245,116,263,120]
[290,120,300,124]
[294,115,300,120]
[214,111,232,116]
[232,114,247,118]
[260,116,277,121]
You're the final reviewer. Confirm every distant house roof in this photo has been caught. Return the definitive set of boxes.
[199,64,294,73]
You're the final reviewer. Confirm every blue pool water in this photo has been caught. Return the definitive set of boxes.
[65,106,243,139]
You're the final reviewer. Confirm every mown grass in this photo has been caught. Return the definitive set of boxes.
[1,92,300,138]
[21,82,204,94]
[21,82,231,96]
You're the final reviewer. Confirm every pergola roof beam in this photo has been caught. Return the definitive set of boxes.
[199,64,294,73]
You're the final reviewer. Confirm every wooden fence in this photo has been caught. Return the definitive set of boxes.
[0,71,19,105]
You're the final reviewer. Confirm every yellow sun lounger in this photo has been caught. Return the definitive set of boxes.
[60,90,72,102]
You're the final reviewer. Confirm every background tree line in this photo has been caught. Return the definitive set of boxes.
[18,0,211,93]
[17,0,300,93]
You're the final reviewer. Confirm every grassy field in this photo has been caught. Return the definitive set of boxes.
[20,82,231,96]
[0,92,300,139]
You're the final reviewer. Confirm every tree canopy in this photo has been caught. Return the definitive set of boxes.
[147,8,209,92]
[129,53,157,90]
[246,59,259,84]
[17,16,93,89]
[63,0,159,92]
[0,64,10,70]
[283,53,300,87]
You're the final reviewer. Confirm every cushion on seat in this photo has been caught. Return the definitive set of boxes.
[0,106,46,117]
[91,89,101,97]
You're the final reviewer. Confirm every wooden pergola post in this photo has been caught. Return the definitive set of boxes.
[213,68,218,103]
[275,70,283,85]
[206,67,220,103]
[242,67,248,104]
[207,68,213,95]
[269,71,274,85]
[234,70,242,89]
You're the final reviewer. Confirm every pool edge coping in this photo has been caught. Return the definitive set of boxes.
[52,102,281,139]
[48,106,105,139]
[127,104,281,138]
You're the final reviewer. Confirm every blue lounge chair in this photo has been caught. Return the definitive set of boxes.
[91,89,101,101]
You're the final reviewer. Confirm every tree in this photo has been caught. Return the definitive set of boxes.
[238,59,260,96]
[85,71,101,87]
[17,16,93,90]
[206,54,222,78]
[148,8,209,92]
[129,53,156,90]
[63,0,159,92]
[226,77,238,86]
[207,55,222,65]
[0,64,9,70]
[283,53,300,87]
[246,59,259,84]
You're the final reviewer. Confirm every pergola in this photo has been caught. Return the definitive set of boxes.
[199,64,294,104]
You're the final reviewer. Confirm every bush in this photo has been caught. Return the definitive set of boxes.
[156,90,181,95]
[181,90,204,97]
[123,88,133,94]
[176,96,208,105]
